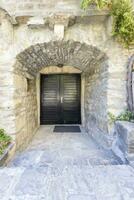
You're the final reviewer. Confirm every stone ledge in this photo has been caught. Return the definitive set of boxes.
[0,142,16,166]
[113,121,134,163]
[9,10,109,25]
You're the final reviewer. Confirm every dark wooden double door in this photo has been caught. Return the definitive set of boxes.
[40,74,81,124]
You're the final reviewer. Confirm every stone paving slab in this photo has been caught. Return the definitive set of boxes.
[10,126,120,168]
[0,167,25,200]
[0,165,134,200]
[1,126,134,199]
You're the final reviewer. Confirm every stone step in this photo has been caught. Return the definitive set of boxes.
[9,148,120,168]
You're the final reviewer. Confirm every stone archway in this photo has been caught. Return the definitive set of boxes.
[2,40,109,150]
[15,41,107,76]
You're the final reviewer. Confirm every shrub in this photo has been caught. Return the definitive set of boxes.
[81,0,134,47]
[0,129,11,155]
[108,110,134,124]
[111,0,134,47]
[81,0,109,9]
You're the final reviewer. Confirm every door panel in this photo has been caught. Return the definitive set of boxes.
[61,75,81,124]
[40,75,60,124]
[40,74,81,124]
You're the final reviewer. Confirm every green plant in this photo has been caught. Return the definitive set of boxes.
[0,129,11,155]
[81,0,134,47]
[108,112,117,124]
[81,0,109,10]
[108,110,134,124]
[111,0,134,47]
[117,110,134,121]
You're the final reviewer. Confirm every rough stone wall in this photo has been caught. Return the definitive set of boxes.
[0,10,15,139]
[0,14,13,54]
[14,74,38,150]
[0,5,133,150]
[0,0,82,16]
[84,61,109,146]
[1,0,133,17]
[65,23,132,117]
[16,41,105,76]
[0,57,17,137]
[11,21,132,122]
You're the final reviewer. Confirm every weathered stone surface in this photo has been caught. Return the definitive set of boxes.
[14,75,38,150]
[84,60,108,132]
[0,126,133,200]
[0,1,133,152]
[15,41,107,76]
[10,126,120,167]
[0,0,109,19]
[40,66,81,74]
[113,121,134,161]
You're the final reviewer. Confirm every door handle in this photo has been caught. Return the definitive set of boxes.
[61,96,63,104]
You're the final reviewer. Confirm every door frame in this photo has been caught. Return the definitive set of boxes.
[36,70,85,126]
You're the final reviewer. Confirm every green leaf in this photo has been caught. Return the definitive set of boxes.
[0,129,11,155]
[81,0,134,47]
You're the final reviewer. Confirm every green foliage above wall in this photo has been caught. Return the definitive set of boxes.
[81,0,134,47]
[81,0,109,9]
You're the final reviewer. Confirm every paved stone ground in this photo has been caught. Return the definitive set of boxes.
[1,126,134,200]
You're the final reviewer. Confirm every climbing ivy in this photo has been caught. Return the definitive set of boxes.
[81,0,134,47]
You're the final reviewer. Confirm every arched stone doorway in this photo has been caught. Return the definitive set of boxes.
[4,40,109,150]
[15,41,107,76]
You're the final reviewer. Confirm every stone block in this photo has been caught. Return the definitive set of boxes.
[114,121,134,161]
[27,17,45,28]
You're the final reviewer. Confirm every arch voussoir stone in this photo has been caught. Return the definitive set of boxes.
[16,40,107,76]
